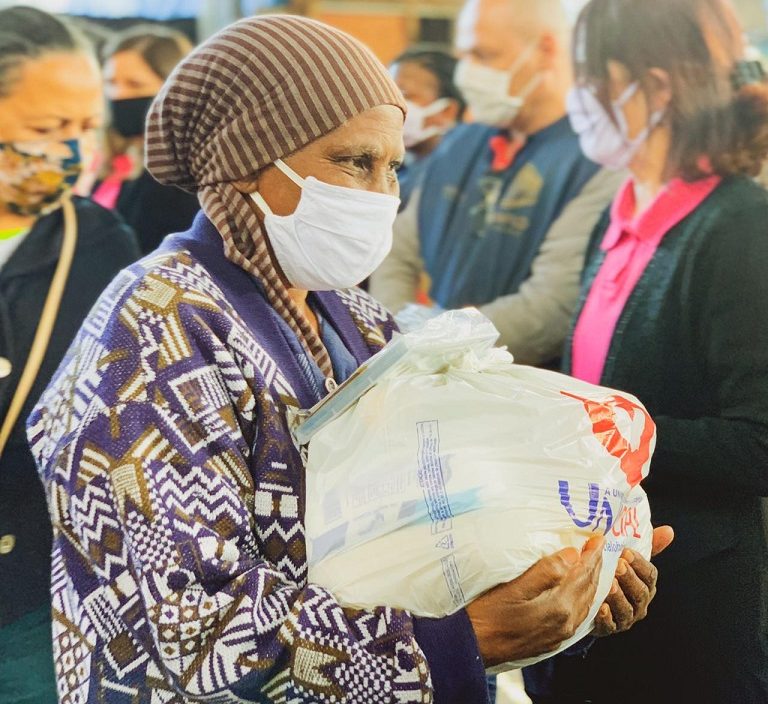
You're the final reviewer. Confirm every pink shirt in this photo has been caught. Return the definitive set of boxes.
[92,154,134,210]
[571,175,721,385]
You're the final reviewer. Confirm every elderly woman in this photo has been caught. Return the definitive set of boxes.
[29,16,665,703]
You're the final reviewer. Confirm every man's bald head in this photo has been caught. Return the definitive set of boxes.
[454,0,575,134]
[456,0,571,58]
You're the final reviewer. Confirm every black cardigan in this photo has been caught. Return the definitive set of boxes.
[564,175,768,574]
[0,198,140,625]
[116,170,200,255]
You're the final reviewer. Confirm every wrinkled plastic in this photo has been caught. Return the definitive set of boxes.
[294,308,498,445]
[298,310,655,670]
[394,302,445,333]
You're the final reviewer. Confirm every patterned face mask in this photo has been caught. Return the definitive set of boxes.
[0,139,82,216]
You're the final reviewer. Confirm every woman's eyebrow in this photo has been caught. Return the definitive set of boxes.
[25,116,68,126]
[24,115,70,129]
[326,144,383,160]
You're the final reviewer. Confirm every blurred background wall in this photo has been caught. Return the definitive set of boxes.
[2,0,766,63]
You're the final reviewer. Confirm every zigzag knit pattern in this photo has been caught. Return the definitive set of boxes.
[28,249,433,703]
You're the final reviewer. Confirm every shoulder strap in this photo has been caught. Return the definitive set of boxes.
[0,197,78,457]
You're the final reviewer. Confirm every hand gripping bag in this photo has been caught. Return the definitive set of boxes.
[293,310,655,669]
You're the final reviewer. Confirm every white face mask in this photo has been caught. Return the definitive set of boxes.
[250,160,400,291]
[454,44,543,128]
[567,83,666,171]
[402,98,453,149]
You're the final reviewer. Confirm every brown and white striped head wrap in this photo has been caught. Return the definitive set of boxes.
[145,15,405,377]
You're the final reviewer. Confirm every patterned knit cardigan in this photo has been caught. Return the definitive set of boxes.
[28,215,487,703]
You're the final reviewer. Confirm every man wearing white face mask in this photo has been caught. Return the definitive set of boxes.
[390,49,465,210]
[371,0,624,366]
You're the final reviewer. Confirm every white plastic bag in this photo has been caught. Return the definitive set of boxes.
[297,310,655,669]
[394,302,445,332]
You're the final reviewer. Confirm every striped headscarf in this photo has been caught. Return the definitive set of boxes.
[145,15,405,377]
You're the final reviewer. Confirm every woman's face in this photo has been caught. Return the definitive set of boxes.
[243,105,405,217]
[104,50,164,100]
[0,51,103,143]
[0,51,102,215]
[392,61,440,109]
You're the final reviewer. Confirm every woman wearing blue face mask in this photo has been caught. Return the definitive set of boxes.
[0,7,140,701]
[523,1,768,703]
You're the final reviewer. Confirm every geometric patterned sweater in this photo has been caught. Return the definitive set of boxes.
[28,216,488,704]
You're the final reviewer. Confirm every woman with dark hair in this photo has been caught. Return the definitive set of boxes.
[390,49,465,209]
[0,6,139,701]
[94,25,199,253]
[523,1,768,702]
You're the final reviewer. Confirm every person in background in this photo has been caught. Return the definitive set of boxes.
[748,51,768,188]
[94,25,199,254]
[28,15,668,703]
[67,19,114,197]
[0,6,140,702]
[524,0,768,701]
[370,0,623,366]
[390,48,465,210]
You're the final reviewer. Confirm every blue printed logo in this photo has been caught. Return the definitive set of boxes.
[559,480,643,539]
[558,481,613,533]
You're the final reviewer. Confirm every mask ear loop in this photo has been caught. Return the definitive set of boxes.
[250,190,273,217]
[251,158,306,216]
[612,81,662,145]
[506,41,539,79]
[275,159,306,188]
[517,73,544,101]
[422,97,452,117]
[500,42,544,108]
[631,82,667,145]
[614,81,640,109]
[647,107,666,131]
[626,106,667,151]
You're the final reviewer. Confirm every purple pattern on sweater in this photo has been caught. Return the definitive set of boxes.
[28,215,486,703]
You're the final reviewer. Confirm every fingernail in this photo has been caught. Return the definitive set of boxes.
[601,604,610,617]
[616,559,628,576]
[622,549,635,563]
[610,579,619,595]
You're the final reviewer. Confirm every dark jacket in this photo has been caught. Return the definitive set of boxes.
[527,177,768,703]
[564,177,768,566]
[116,169,200,254]
[0,198,140,626]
